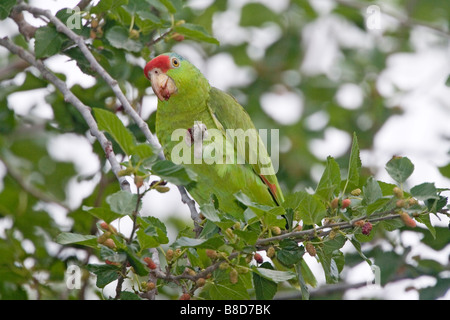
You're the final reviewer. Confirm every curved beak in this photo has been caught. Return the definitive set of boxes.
[150,72,178,101]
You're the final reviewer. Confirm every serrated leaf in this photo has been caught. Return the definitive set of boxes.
[174,23,219,45]
[56,232,98,248]
[105,25,143,52]
[86,264,121,288]
[363,177,383,205]
[315,156,341,201]
[295,192,327,225]
[34,26,64,59]
[276,239,304,267]
[199,202,220,222]
[106,190,139,215]
[385,157,414,184]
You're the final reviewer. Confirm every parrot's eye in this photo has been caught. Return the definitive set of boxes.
[171,57,180,68]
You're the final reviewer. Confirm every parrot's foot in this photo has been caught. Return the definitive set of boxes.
[185,121,208,147]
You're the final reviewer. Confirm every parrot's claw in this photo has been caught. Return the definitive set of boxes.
[185,122,208,147]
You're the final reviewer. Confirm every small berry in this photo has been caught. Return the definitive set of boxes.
[351,188,362,196]
[341,198,351,209]
[196,278,206,287]
[353,220,365,227]
[147,282,156,291]
[271,226,281,235]
[393,187,403,198]
[408,198,418,206]
[155,186,170,193]
[97,231,111,244]
[399,211,416,228]
[362,222,373,235]
[396,199,406,208]
[329,230,336,240]
[185,268,196,276]
[219,262,230,270]
[229,268,238,284]
[305,243,316,257]
[294,225,302,231]
[166,249,174,261]
[100,222,109,230]
[331,198,340,209]
[254,252,263,264]
[143,257,157,270]
[103,238,116,249]
[172,33,185,41]
[179,293,191,300]
[205,249,218,259]
[266,246,276,259]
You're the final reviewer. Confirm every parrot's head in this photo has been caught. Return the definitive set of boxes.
[145,52,204,102]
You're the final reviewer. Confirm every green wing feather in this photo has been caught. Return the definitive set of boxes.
[206,87,284,205]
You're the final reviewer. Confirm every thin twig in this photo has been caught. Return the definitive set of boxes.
[0,37,129,192]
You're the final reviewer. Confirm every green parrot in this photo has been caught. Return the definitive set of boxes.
[144,52,283,217]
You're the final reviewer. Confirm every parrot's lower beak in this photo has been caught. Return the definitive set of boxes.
[150,73,178,101]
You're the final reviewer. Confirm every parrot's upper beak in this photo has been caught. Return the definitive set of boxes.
[150,72,178,101]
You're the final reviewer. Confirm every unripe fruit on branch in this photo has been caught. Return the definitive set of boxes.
[143,257,157,270]
[396,199,406,208]
[147,282,156,291]
[305,243,316,257]
[134,175,144,188]
[205,249,218,259]
[229,268,239,284]
[399,211,416,228]
[353,220,365,227]
[166,249,174,262]
[97,231,111,244]
[271,226,281,235]
[266,246,276,259]
[219,262,230,270]
[179,293,191,300]
[103,238,116,249]
[196,278,206,287]
[351,188,362,196]
[341,198,351,209]
[331,198,340,209]
[393,187,403,198]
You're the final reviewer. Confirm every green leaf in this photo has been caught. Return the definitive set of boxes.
[252,267,296,283]
[55,232,98,248]
[84,206,123,223]
[173,236,224,249]
[240,3,279,27]
[122,247,148,276]
[93,108,135,156]
[446,75,450,87]
[150,160,197,185]
[252,262,277,300]
[91,0,128,14]
[120,291,142,300]
[362,177,383,205]
[86,264,121,288]
[295,261,310,300]
[276,239,304,267]
[34,26,64,59]
[315,156,341,201]
[410,182,439,201]
[343,132,361,193]
[137,216,169,248]
[0,0,17,20]
[199,202,220,222]
[233,229,259,245]
[295,192,327,225]
[385,157,414,184]
[159,0,177,13]
[174,23,219,45]
[105,25,143,52]
[438,163,450,178]
[106,190,139,215]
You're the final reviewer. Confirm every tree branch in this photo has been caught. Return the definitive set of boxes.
[12,3,201,226]
[0,37,130,192]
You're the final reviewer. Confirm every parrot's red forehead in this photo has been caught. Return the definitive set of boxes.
[144,55,171,78]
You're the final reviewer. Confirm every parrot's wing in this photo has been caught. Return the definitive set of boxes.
[206,87,284,205]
